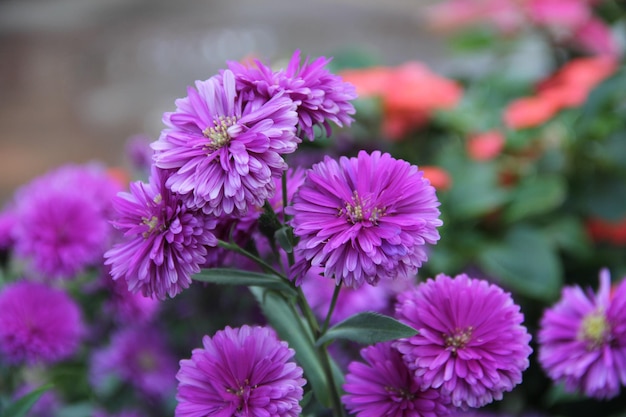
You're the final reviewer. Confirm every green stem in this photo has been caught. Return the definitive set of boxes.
[318,343,346,417]
[217,240,289,282]
[321,284,342,334]
[282,173,297,268]
[296,287,320,336]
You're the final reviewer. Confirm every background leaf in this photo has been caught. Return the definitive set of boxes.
[194,269,296,296]
[2,384,53,417]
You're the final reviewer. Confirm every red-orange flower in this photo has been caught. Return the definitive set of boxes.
[467,130,505,161]
[420,165,452,191]
[341,62,463,140]
[586,217,626,246]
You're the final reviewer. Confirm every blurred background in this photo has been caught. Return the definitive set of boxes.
[0,0,447,202]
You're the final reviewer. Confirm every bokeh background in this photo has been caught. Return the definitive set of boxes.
[0,0,450,202]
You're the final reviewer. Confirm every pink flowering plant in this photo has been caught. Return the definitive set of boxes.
[0,3,625,415]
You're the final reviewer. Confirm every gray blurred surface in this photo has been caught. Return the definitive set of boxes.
[0,0,445,202]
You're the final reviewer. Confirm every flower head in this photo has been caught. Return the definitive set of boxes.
[342,341,451,417]
[176,325,305,417]
[229,50,357,141]
[288,150,442,288]
[538,269,626,399]
[395,273,532,409]
[90,325,177,401]
[11,164,119,280]
[152,69,299,216]
[104,166,218,300]
[0,280,83,365]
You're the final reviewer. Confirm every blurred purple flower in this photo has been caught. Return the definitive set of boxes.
[152,69,299,216]
[229,50,357,140]
[287,150,442,288]
[342,341,451,417]
[125,134,155,176]
[104,167,217,300]
[176,325,305,417]
[0,280,83,365]
[90,325,177,401]
[395,273,532,409]
[101,271,160,325]
[11,164,119,280]
[538,268,626,399]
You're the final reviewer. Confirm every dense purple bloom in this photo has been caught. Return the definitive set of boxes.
[538,269,626,399]
[90,325,177,401]
[343,341,450,417]
[0,280,83,365]
[152,69,299,216]
[104,166,217,300]
[229,50,357,140]
[176,325,305,417]
[395,274,532,409]
[287,150,442,288]
[11,164,119,280]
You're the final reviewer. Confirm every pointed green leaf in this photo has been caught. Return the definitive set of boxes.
[275,226,295,254]
[249,286,336,407]
[2,384,53,417]
[478,226,562,301]
[316,312,418,347]
[194,268,296,296]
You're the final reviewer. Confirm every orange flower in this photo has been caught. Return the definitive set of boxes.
[467,130,505,161]
[503,95,559,129]
[420,165,452,191]
[340,62,463,140]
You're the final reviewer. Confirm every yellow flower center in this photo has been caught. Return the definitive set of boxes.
[203,116,238,151]
[579,310,610,349]
[341,191,385,225]
[444,327,473,355]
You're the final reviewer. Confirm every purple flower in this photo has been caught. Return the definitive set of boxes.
[90,325,177,401]
[229,50,357,140]
[104,167,217,300]
[176,325,305,417]
[395,274,532,409]
[342,341,450,417]
[0,280,83,365]
[101,271,160,324]
[538,269,626,399]
[125,134,155,176]
[287,150,442,289]
[11,164,119,280]
[152,69,299,216]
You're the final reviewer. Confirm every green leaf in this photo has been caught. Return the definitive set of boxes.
[2,384,53,417]
[503,175,566,222]
[478,226,562,301]
[275,226,295,254]
[249,286,336,407]
[545,216,592,257]
[316,312,418,346]
[194,268,296,297]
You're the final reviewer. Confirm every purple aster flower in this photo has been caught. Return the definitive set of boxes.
[11,164,119,280]
[152,69,299,216]
[176,325,306,417]
[342,341,450,417]
[538,268,626,399]
[0,280,83,365]
[229,50,357,141]
[125,134,155,177]
[395,273,532,409]
[287,150,442,289]
[104,166,218,300]
[90,325,177,401]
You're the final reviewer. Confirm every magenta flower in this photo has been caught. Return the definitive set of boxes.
[101,271,160,325]
[90,325,177,401]
[152,69,299,216]
[176,325,305,417]
[287,150,442,288]
[229,50,357,140]
[343,341,450,417]
[538,269,626,399]
[0,280,83,365]
[11,164,119,280]
[104,167,218,300]
[395,274,532,409]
